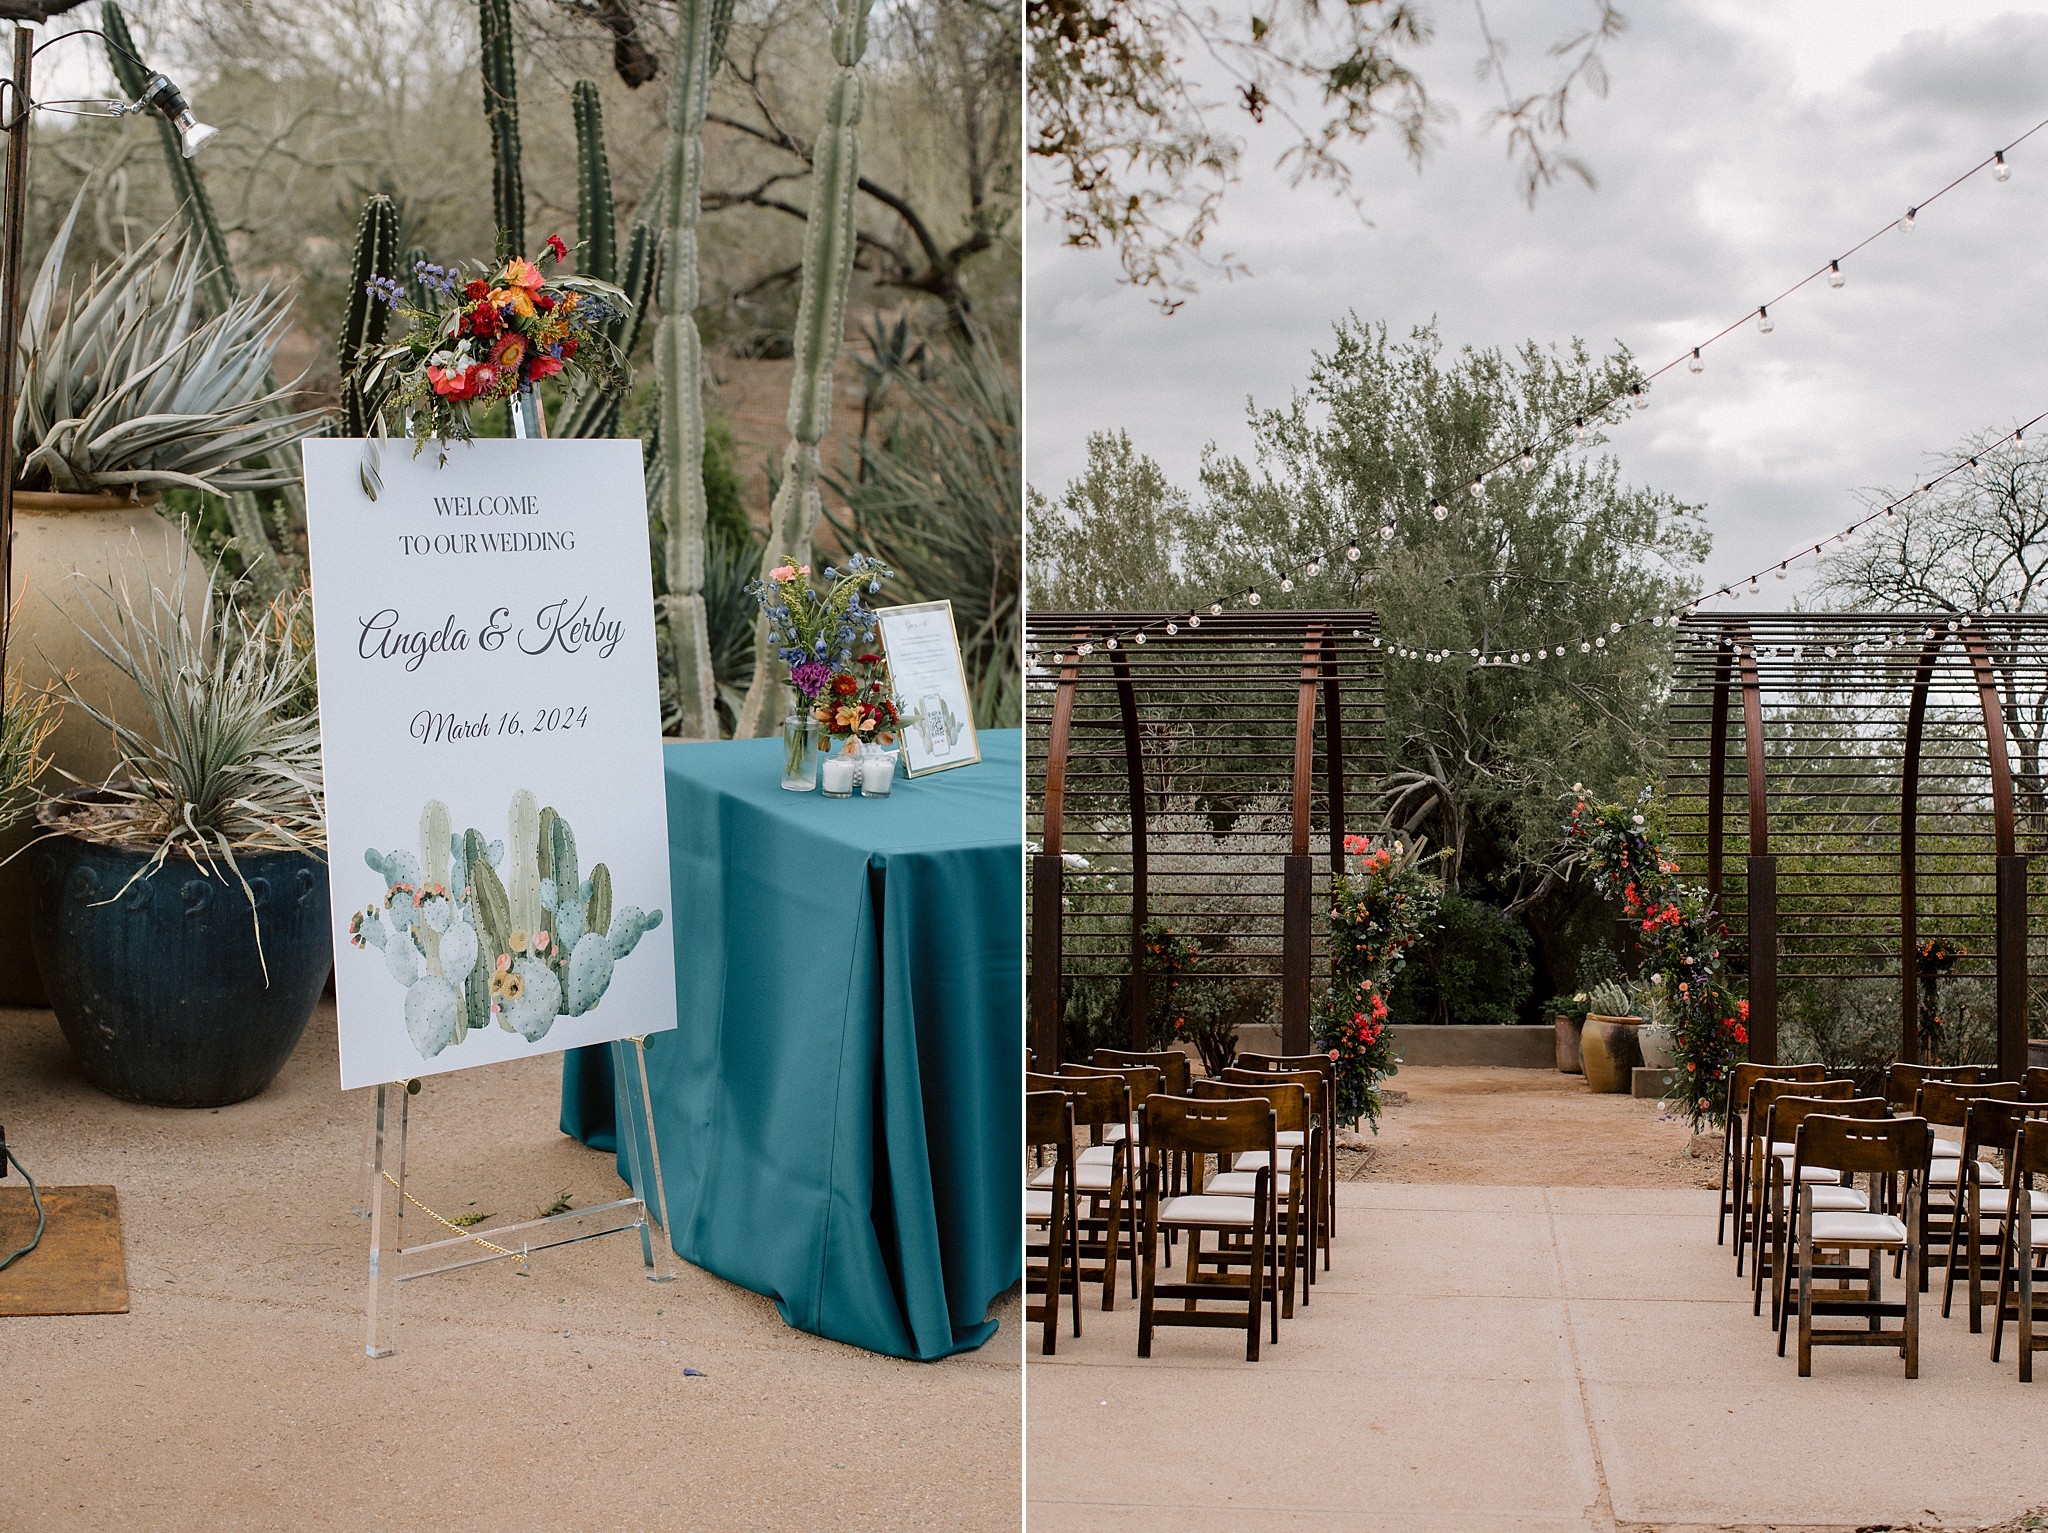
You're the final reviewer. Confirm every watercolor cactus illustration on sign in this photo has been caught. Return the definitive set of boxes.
[349,792,664,1059]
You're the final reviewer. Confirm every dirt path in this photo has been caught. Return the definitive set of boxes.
[1337,1065,1721,1187]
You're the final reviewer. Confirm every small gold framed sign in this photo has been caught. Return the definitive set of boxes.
[873,600,981,777]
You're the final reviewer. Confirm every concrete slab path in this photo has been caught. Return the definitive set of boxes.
[1,1003,1020,1532]
[1027,1181,2046,1533]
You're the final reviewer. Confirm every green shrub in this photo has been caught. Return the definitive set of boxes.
[1389,892,1534,1026]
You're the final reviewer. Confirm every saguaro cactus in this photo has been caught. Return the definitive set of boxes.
[338,195,400,439]
[655,0,736,740]
[733,0,877,739]
[573,81,616,285]
[556,85,663,442]
[480,0,525,254]
[102,0,292,599]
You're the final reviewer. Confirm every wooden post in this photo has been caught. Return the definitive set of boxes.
[0,27,33,678]
[1281,856,1313,1053]
[1748,854,1778,1063]
[1030,853,1063,1069]
[1998,853,2029,1081]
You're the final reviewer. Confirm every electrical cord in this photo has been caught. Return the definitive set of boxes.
[1,1144,45,1273]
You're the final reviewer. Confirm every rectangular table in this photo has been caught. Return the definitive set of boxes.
[561,729,1022,1359]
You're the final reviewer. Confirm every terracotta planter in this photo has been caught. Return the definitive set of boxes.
[1555,1013,1586,1074]
[1581,1014,1646,1093]
[0,490,211,1005]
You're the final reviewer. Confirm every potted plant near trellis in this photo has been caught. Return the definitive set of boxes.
[0,204,321,1002]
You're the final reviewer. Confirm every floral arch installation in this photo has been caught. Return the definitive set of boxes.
[1667,612,2048,1078]
[1025,612,1386,1066]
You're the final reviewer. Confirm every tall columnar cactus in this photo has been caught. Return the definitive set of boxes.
[101,1,298,601]
[573,82,616,286]
[506,789,543,937]
[339,195,400,439]
[655,0,736,741]
[480,0,525,255]
[417,798,451,974]
[464,828,512,1032]
[733,0,878,739]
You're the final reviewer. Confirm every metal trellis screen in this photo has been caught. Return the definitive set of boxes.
[1025,611,1386,1067]
[1667,612,2048,1077]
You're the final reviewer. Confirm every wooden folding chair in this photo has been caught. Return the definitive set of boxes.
[1719,1063,1826,1247]
[1097,1048,1194,1199]
[1741,1074,1847,1276]
[1194,1077,1311,1317]
[1885,1062,1990,1111]
[1025,1089,1081,1353]
[1756,1087,1878,1325]
[1221,1065,1328,1284]
[1236,1051,1338,1260]
[1137,1093,1278,1361]
[1914,1080,2018,1289]
[2023,1067,2048,1104]
[1063,1061,1160,1285]
[1943,1096,2048,1332]
[1778,1113,1931,1378]
[1992,1118,2048,1381]
[1026,1070,1132,1310]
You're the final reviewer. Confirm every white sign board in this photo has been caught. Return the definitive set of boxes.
[303,438,677,1090]
[874,600,980,776]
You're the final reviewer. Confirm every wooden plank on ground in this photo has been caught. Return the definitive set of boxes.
[0,1184,128,1316]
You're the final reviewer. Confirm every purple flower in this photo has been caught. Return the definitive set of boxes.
[790,659,832,698]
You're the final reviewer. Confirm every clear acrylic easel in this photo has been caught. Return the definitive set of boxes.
[359,1034,673,1358]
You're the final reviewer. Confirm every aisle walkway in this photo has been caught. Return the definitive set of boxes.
[1029,1116,2042,1530]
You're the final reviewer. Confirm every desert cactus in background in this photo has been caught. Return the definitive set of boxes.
[506,789,542,937]
[733,0,877,738]
[100,1,298,601]
[573,81,616,287]
[339,195,400,439]
[556,88,663,442]
[655,0,736,740]
[479,0,525,254]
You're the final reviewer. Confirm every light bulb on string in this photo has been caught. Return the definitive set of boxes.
[1346,540,1361,562]
[1469,477,1485,498]
[1749,577,1760,595]
[1996,150,2011,182]
[1573,417,1587,441]
[1828,260,1845,288]
[1134,631,1147,644]
[1688,348,1703,374]
[1187,614,1200,628]
[1105,636,1118,649]
[1431,500,1447,521]
[1306,558,1321,576]
[1279,576,1294,593]
[1631,384,1647,408]
[1379,524,1395,541]
[1246,589,1261,607]
[1166,622,1178,635]
[1900,206,1917,232]
[1775,565,1786,580]
[1077,642,1092,655]
[1757,305,1774,333]
[1518,446,1534,471]
[1971,458,1985,480]
[1209,603,1222,616]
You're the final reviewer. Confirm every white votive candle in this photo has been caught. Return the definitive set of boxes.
[861,752,895,797]
[821,755,856,797]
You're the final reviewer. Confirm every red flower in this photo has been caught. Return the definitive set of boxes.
[1733,1025,1748,1045]
[831,673,859,697]
[488,332,527,370]
[545,233,568,262]
[464,279,489,301]
[467,302,504,339]
[533,293,555,312]
[560,336,579,358]
[526,354,563,383]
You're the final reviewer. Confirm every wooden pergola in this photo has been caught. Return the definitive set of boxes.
[1025,611,1385,1066]
[1668,612,2048,1076]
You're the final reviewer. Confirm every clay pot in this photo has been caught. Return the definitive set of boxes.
[1581,1014,1645,1093]
[0,490,212,1004]
[1555,1013,1586,1074]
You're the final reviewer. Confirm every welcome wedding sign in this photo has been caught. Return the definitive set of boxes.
[303,438,677,1089]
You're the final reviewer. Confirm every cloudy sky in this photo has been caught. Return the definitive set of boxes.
[1025,0,2048,603]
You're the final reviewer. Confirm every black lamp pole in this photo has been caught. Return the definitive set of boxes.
[0,23,31,678]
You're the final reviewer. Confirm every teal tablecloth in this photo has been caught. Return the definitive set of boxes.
[561,729,1022,1359]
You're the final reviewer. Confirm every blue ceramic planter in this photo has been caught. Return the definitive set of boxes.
[29,797,332,1107]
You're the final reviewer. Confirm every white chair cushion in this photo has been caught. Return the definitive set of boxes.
[1158,1194,1258,1227]
[1206,1170,1291,1197]
[1799,1185,1870,1213]
[1078,1144,1121,1166]
[1775,1158,1848,1184]
[1972,1187,2048,1217]
[1233,1149,1301,1172]
[1025,1189,1054,1220]
[1928,1159,2003,1186]
[1808,1211,1909,1246]
[1102,1122,1130,1142]
[1029,1162,1120,1193]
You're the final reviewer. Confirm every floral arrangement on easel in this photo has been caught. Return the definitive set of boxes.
[1564,784,1746,1131]
[1915,936,1966,1064]
[1316,834,1442,1129]
[355,234,632,456]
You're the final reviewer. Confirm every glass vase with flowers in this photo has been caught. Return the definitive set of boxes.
[747,554,894,790]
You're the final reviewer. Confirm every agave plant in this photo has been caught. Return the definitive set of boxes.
[13,195,326,497]
[0,664,60,836]
[46,567,324,957]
